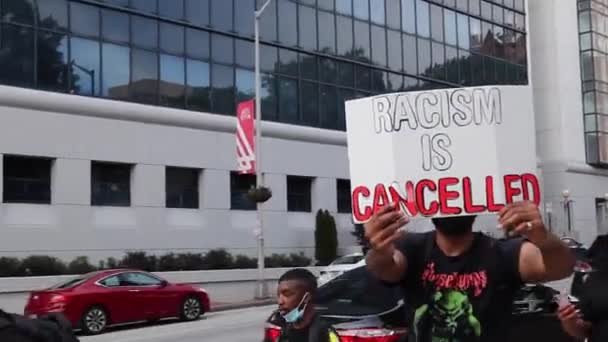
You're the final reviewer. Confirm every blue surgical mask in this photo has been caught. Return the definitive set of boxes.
[281,292,310,323]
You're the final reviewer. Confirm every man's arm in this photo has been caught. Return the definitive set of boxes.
[364,205,409,283]
[499,202,575,283]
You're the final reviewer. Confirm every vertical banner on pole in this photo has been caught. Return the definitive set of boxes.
[236,99,256,174]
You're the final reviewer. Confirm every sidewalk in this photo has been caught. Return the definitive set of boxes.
[211,298,275,312]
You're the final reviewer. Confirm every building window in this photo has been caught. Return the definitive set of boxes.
[337,179,352,213]
[3,156,52,204]
[230,172,256,210]
[287,176,312,212]
[166,167,199,209]
[91,162,131,207]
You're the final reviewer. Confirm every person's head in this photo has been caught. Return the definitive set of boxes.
[277,268,317,322]
[432,215,477,237]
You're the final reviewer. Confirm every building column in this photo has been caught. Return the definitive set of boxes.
[201,169,229,209]
[132,164,164,207]
[312,177,337,213]
[52,158,90,205]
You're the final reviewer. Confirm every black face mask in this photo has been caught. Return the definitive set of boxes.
[432,216,476,237]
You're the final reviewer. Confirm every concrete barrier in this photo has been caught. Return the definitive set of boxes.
[0,267,323,314]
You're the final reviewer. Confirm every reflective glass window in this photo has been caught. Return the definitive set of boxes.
[387,72,403,91]
[301,81,319,126]
[261,73,277,120]
[402,0,415,34]
[457,14,470,49]
[515,0,525,11]
[469,0,480,15]
[481,1,491,20]
[160,54,185,108]
[430,4,443,42]
[130,49,158,104]
[504,10,515,29]
[186,59,211,111]
[38,0,68,31]
[102,9,128,43]
[336,0,352,15]
[301,54,318,80]
[131,0,157,14]
[235,0,255,36]
[211,64,235,115]
[386,0,400,30]
[278,77,298,123]
[166,167,199,209]
[471,52,483,85]
[493,5,503,24]
[416,0,430,37]
[354,20,371,61]
[70,37,100,96]
[388,29,402,71]
[37,31,68,92]
[299,5,317,50]
[1,0,35,25]
[459,49,471,86]
[235,40,254,68]
[185,0,209,27]
[70,3,99,37]
[431,42,445,80]
[444,9,456,46]
[230,172,256,210]
[456,0,467,12]
[372,70,387,92]
[481,21,493,54]
[470,18,481,52]
[257,0,277,41]
[337,88,355,130]
[300,0,316,6]
[370,0,385,25]
[260,45,278,72]
[320,85,338,129]
[319,0,335,11]
[236,68,255,103]
[186,28,209,59]
[0,20,29,76]
[131,16,158,49]
[445,46,458,83]
[493,25,504,59]
[515,14,525,31]
[160,23,185,55]
[337,61,354,87]
[319,10,336,54]
[403,34,417,74]
[417,38,431,76]
[159,0,184,20]
[212,34,234,64]
[211,0,233,31]
[355,65,371,89]
[371,25,387,66]
[483,56,495,84]
[105,0,128,6]
[278,49,299,76]
[279,0,297,46]
[102,43,130,99]
[337,15,354,56]
[320,58,337,83]
[353,0,369,20]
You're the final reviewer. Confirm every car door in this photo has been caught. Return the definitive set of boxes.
[97,274,145,324]
[121,272,170,319]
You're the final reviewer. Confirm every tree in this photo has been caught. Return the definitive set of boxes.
[314,209,338,266]
[351,223,371,254]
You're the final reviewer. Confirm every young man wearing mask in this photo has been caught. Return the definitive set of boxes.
[365,201,575,342]
[268,268,338,342]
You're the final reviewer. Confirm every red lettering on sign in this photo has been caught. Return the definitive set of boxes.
[504,174,522,204]
[416,179,439,216]
[352,186,372,222]
[438,177,462,215]
[462,177,486,214]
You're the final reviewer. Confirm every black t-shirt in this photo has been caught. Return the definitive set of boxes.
[275,314,331,342]
[397,232,523,342]
[579,269,608,342]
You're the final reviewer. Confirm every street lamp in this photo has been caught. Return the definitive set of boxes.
[253,0,274,299]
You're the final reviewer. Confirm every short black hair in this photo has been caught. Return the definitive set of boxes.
[279,268,317,293]
[431,215,476,229]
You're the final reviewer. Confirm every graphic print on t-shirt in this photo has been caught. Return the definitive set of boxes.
[413,262,488,342]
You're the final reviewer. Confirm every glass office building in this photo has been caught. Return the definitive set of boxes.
[0,0,527,131]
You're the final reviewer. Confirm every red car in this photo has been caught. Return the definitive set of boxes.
[24,269,210,335]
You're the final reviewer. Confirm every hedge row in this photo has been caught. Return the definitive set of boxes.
[0,250,312,277]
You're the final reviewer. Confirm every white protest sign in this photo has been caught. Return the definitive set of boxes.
[345,86,539,223]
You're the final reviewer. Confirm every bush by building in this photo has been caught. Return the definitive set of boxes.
[0,249,312,277]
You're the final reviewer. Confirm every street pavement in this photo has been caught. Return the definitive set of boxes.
[80,305,274,342]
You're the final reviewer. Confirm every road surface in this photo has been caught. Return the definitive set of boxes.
[81,305,274,342]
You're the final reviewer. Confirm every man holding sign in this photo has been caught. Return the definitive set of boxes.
[345,86,575,342]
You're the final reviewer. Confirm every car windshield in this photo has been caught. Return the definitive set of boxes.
[315,266,403,316]
[331,255,363,265]
[50,272,97,289]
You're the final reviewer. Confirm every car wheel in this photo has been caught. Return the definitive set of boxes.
[180,296,202,321]
[80,306,108,335]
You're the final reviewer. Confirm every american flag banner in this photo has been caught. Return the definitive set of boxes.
[236,99,256,174]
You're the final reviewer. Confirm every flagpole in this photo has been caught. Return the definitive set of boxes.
[254,0,273,299]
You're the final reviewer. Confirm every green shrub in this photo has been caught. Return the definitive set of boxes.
[315,209,338,266]
[120,251,158,272]
[68,256,96,274]
[287,253,312,267]
[176,253,206,271]
[20,255,67,276]
[202,249,234,269]
[0,257,22,277]
[105,257,119,269]
[234,255,257,269]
